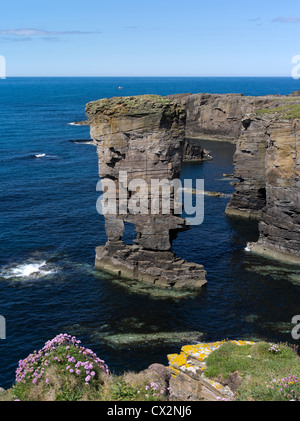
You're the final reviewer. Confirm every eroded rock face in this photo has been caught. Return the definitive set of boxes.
[247,116,300,263]
[225,98,300,263]
[183,139,212,161]
[168,92,291,141]
[169,92,300,263]
[167,93,255,141]
[83,91,300,275]
[86,95,207,290]
[225,113,269,219]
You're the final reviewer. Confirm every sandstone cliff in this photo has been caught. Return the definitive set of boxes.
[169,92,300,264]
[167,92,287,141]
[244,107,300,263]
[83,91,300,277]
[86,95,207,290]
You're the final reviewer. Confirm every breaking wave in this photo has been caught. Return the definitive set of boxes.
[0,260,57,280]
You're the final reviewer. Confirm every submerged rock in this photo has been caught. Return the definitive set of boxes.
[183,188,231,198]
[100,331,204,348]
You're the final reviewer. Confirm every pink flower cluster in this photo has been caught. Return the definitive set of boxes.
[15,333,109,386]
[144,382,168,399]
[268,343,281,354]
[278,374,300,401]
[265,374,300,401]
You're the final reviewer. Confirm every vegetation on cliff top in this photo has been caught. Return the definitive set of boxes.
[0,334,168,402]
[256,102,300,119]
[204,341,300,401]
[85,94,182,117]
[0,335,299,401]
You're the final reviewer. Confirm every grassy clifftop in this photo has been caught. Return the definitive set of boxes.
[204,341,300,401]
[85,94,180,117]
[256,101,300,120]
[0,335,299,401]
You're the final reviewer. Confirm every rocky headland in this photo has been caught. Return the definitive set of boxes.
[168,92,300,264]
[80,91,300,289]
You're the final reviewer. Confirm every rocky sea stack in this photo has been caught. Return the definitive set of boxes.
[85,95,207,291]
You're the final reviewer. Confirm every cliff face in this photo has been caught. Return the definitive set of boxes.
[247,115,300,262]
[83,92,300,271]
[169,92,300,264]
[86,95,207,290]
[168,93,266,141]
[225,99,300,263]
[225,113,269,218]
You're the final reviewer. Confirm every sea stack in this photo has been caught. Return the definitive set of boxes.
[85,95,207,290]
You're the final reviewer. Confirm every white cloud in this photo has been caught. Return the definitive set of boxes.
[272,17,300,23]
[0,28,101,40]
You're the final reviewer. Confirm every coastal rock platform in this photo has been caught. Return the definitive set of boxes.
[167,340,255,401]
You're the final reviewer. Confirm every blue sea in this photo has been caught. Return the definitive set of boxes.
[0,77,300,388]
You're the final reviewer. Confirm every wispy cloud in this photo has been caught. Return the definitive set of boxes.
[124,26,139,31]
[0,36,33,43]
[272,17,300,23]
[0,28,101,42]
[249,18,263,27]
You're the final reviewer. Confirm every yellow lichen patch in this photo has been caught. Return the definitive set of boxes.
[167,352,187,367]
[168,339,255,398]
[230,340,255,346]
[184,363,193,368]
[169,366,180,377]
[207,380,224,391]
[196,353,209,361]
[182,341,226,363]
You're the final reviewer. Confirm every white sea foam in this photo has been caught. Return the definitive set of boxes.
[1,260,56,279]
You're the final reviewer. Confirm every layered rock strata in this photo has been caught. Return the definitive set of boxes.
[167,92,298,141]
[167,340,255,401]
[183,138,212,161]
[245,114,300,263]
[86,95,207,289]
[226,97,300,262]
[83,91,300,269]
[167,93,256,141]
[169,92,300,263]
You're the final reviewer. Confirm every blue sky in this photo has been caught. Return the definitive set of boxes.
[1,0,300,76]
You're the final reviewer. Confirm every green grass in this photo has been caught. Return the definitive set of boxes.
[2,336,299,401]
[256,103,300,119]
[204,341,300,401]
[3,333,168,402]
[86,95,174,113]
